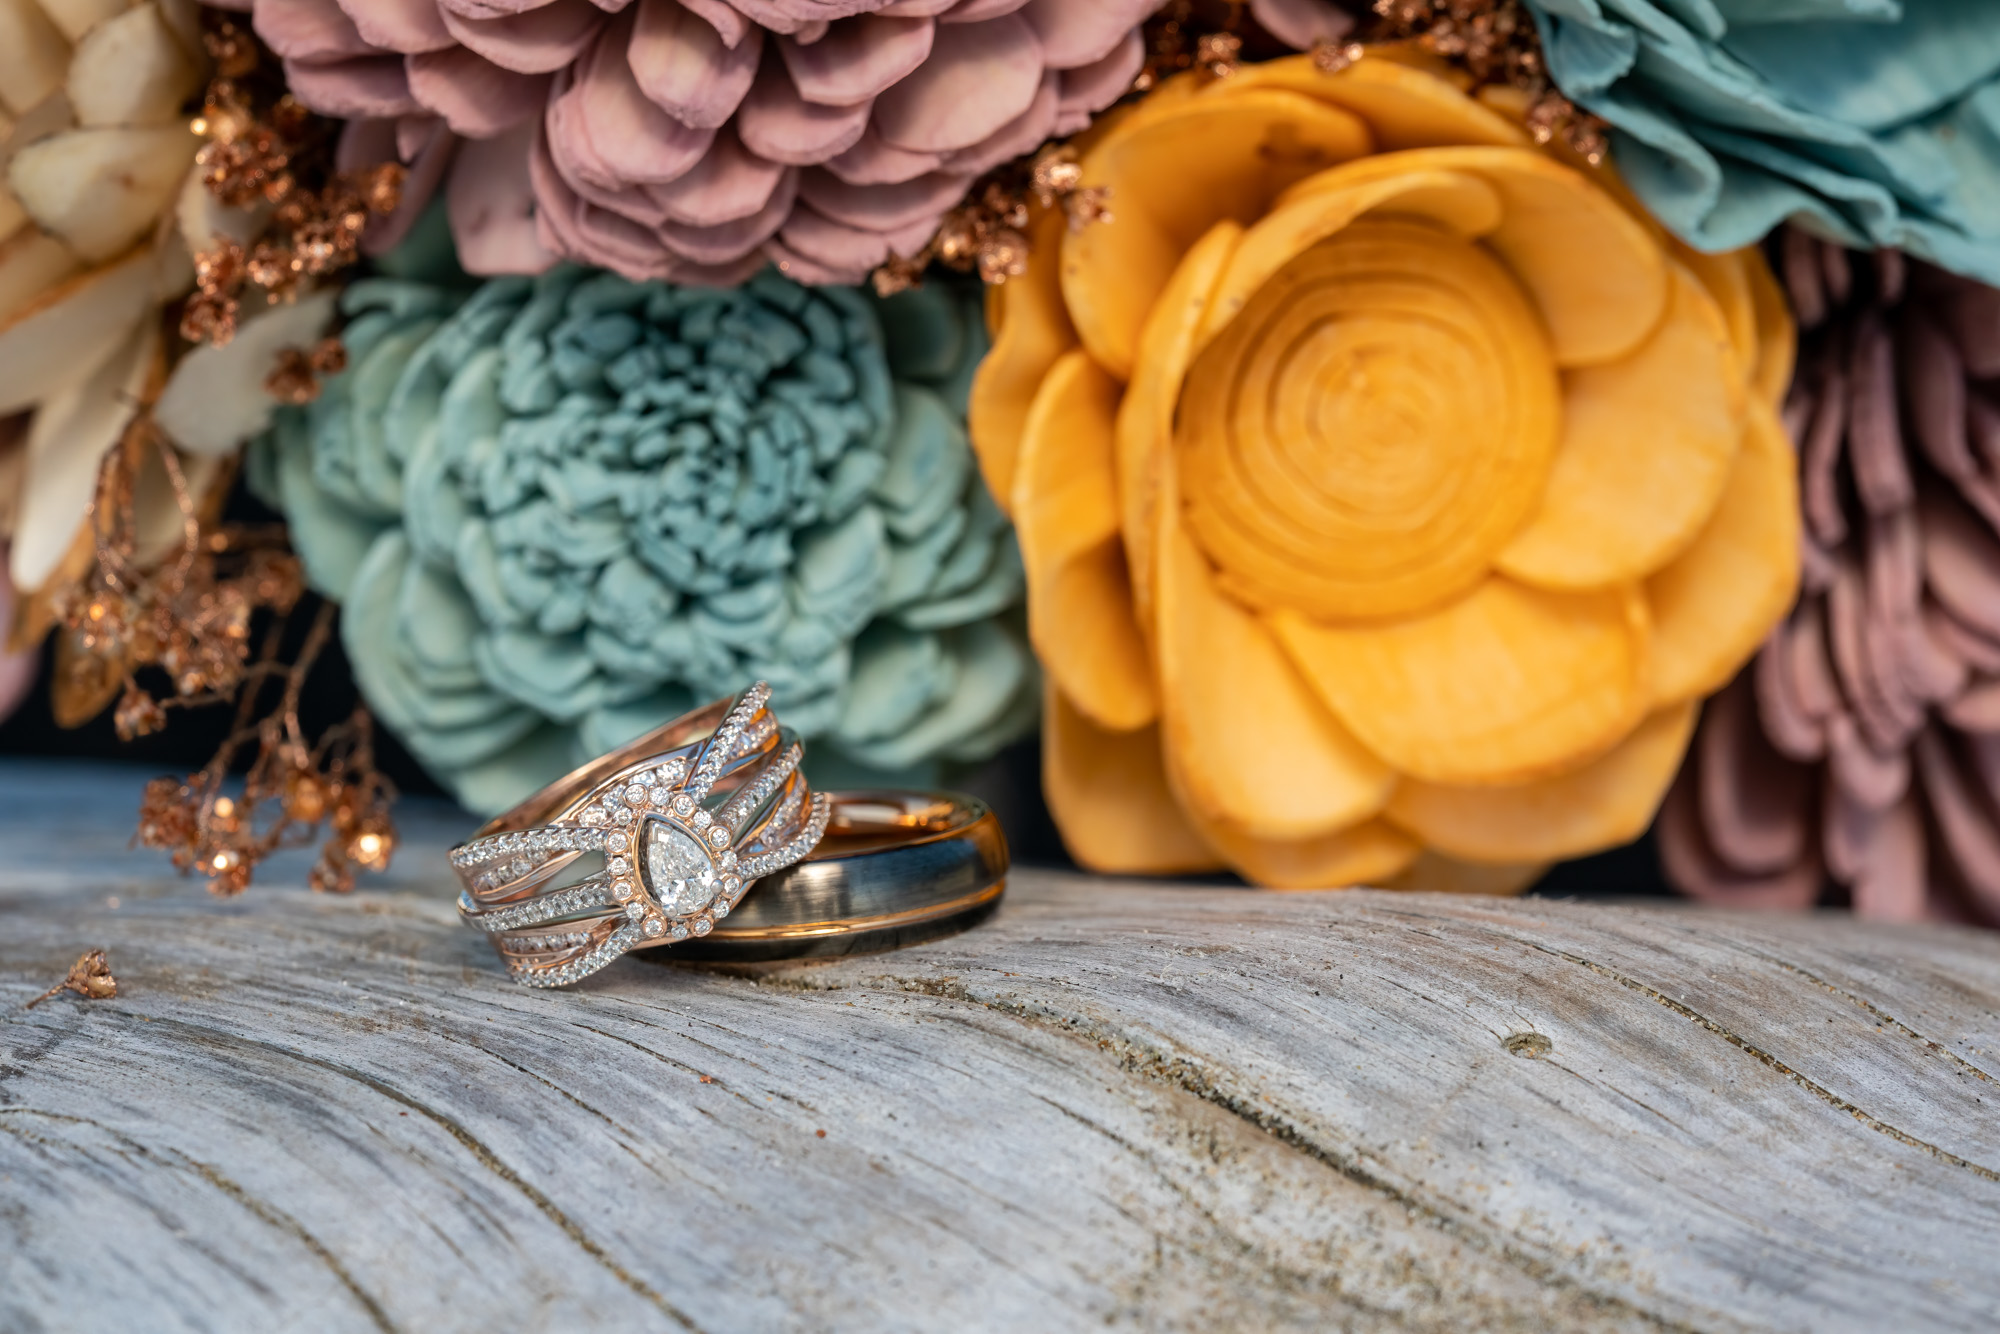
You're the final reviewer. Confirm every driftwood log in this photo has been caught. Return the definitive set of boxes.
[3,763,1999,1332]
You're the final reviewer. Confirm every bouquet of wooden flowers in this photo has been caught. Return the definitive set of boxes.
[4,0,1999,925]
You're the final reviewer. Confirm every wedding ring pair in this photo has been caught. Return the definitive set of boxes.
[449,684,1007,987]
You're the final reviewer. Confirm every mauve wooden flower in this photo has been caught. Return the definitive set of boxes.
[210,0,1193,284]
[1660,229,2000,925]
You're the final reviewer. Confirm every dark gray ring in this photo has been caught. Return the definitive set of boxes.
[643,789,1008,963]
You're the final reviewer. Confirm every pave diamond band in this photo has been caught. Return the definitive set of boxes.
[452,683,828,988]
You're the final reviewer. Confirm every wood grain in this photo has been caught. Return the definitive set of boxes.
[2,762,1997,1332]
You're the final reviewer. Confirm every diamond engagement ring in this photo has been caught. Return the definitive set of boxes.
[451,683,831,987]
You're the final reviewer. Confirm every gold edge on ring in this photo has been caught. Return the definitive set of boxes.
[691,881,1007,943]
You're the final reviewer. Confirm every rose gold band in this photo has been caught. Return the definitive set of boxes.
[450,683,829,987]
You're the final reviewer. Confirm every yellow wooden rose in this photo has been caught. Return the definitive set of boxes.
[969,53,1799,889]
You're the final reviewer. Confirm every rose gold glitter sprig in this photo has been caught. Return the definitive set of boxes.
[1136,0,1283,90]
[181,15,403,377]
[266,338,349,406]
[137,603,398,897]
[872,144,1114,295]
[51,423,301,735]
[53,427,397,897]
[1367,0,1608,164]
[25,950,118,1010]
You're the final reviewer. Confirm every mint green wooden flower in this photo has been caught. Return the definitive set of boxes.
[1529,0,2000,283]
[256,255,1031,814]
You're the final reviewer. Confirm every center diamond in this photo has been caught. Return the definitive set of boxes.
[642,817,720,915]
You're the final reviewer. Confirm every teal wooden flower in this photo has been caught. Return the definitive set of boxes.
[256,257,1032,814]
[1528,0,2000,283]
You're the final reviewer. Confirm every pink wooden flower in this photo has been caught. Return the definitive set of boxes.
[222,0,1197,283]
[1660,230,2000,926]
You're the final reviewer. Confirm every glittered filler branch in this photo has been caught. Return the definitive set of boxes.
[181,15,399,403]
[53,424,397,898]
[870,0,1602,295]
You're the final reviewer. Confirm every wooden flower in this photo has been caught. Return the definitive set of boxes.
[970,52,1800,889]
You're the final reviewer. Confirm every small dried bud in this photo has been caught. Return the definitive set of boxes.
[1029,146,1083,207]
[1313,41,1365,73]
[309,851,356,895]
[265,348,322,405]
[113,684,168,741]
[349,826,394,873]
[307,337,347,376]
[25,950,118,1009]
[1197,31,1243,78]
[1063,186,1113,234]
[977,228,1032,285]
[280,768,324,823]
[204,23,259,80]
[871,255,925,298]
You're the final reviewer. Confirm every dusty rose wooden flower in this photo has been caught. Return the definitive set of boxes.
[1660,229,2000,925]
[216,0,1183,283]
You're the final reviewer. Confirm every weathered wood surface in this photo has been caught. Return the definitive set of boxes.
[3,763,2000,1333]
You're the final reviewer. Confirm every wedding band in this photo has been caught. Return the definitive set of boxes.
[450,683,831,988]
[655,790,1008,963]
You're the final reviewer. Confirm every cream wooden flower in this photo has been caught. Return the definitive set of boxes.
[0,0,330,596]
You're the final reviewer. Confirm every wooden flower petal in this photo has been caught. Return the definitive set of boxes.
[777,14,931,110]
[1179,217,1558,621]
[8,124,201,263]
[1276,145,1668,369]
[1920,486,2000,641]
[1226,53,1527,152]
[438,0,600,76]
[871,13,1043,154]
[1455,148,1668,368]
[66,3,204,128]
[1199,165,1503,349]
[1498,262,1746,589]
[630,0,763,129]
[1848,792,1929,922]
[1688,670,1808,875]
[1043,684,1221,875]
[1667,241,1754,383]
[1382,850,1547,897]
[1062,86,1371,379]
[1645,399,1801,706]
[10,318,155,593]
[1742,246,1795,409]
[1157,445,1395,839]
[1386,701,1695,862]
[0,245,157,415]
[1192,810,1418,890]
[1657,762,1822,910]
[1274,576,1649,787]
[0,0,70,118]
[1914,728,2000,915]
[154,291,339,458]
[967,203,1074,513]
[1013,349,1155,731]
[0,228,80,327]
[1115,218,1239,637]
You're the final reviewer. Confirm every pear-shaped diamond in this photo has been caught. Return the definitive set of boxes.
[643,818,719,915]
